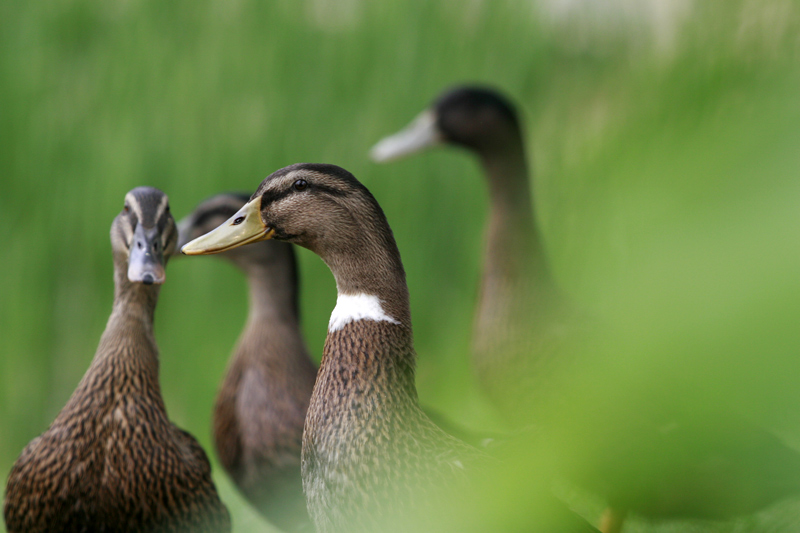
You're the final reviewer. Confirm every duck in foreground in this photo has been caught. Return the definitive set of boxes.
[177,193,317,531]
[4,187,230,533]
[372,85,575,419]
[182,164,599,532]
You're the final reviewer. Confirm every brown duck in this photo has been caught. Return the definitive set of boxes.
[182,164,600,533]
[3,187,230,533]
[374,87,800,532]
[371,85,574,419]
[176,193,317,531]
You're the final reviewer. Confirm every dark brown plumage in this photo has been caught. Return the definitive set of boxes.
[181,164,600,533]
[307,319,478,532]
[3,187,230,533]
[177,193,316,531]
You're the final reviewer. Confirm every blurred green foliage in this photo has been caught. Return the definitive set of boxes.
[2,0,800,531]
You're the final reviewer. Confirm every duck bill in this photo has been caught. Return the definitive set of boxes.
[181,197,274,255]
[370,110,442,162]
[128,224,167,285]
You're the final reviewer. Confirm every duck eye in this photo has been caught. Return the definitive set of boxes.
[293,179,308,191]
[232,216,245,225]
[124,204,130,213]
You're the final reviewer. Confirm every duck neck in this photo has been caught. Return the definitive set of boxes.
[315,219,416,397]
[94,262,161,380]
[478,142,553,295]
[240,258,300,327]
[322,224,412,330]
[111,265,159,334]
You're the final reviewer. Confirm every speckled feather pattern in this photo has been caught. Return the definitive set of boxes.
[302,319,480,533]
[180,165,599,532]
[3,303,230,533]
[4,189,229,533]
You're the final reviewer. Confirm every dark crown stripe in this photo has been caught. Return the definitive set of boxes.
[259,182,351,209]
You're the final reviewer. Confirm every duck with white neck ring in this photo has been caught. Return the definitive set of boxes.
[182,164,599,533]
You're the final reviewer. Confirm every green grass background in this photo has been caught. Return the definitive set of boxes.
[2,0,800,531]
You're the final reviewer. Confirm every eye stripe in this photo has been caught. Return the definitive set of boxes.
[260,187,294,206]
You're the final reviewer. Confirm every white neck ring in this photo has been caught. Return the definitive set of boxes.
[328,293,400,332]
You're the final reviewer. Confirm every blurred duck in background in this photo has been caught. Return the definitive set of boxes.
[176,192,317,532]
[371,85,580,421]
[182,163,600,533]
[3,187,230,533]
[373,86,800,533]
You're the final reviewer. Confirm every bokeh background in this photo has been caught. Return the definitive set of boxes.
[2,0,800,531]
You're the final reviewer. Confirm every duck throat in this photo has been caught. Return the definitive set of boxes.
[242,261,300,324]
[318,216,412,329]
[477,147,554,311]
[328,293,400,332]
[93,264,162,381]
[479,149,544,273]
[311,236,420,430]
[309,194,419,419]
[112,263,160,324]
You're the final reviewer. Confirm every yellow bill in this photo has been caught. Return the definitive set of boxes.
[181,196,274,255]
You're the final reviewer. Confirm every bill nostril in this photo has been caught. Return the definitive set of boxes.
[137,241,143,249]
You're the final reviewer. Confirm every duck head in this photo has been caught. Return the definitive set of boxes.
[181,163,388,261]
[371,85,522,161]
[111,186,177,285]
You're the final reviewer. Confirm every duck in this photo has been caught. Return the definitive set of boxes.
[181,163,600,533]
[373,87,800,532]
[176,192,317,531]
[371,85,573,419]
[177,193,496,530]
[3,187,230,533]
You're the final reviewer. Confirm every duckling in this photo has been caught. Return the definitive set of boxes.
[371,85,571,418]
[3,187,230,533]
[182,164,600,533]
[176,193,317,531]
